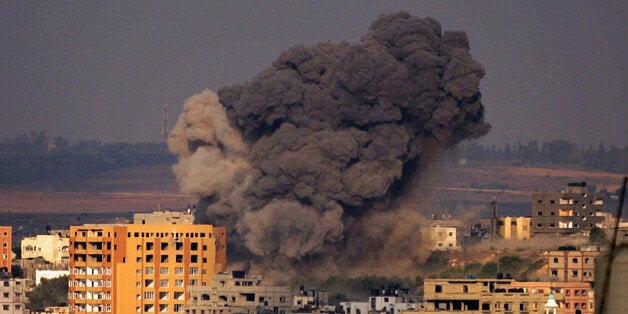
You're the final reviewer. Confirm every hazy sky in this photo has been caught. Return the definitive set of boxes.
[1,1,626,147]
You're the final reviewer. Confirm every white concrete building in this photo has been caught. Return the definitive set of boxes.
[35,269,69,286]
[428,226,460,251]
[21,234,69,265]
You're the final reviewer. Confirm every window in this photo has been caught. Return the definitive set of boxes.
[504,302,513,311]
[175,279,184,287]
[190,267,199,275]
[176,255,183,263]
[144,291,154,300]
[553,257,559,263]
[175,267,184,275]
[435,285,442,293]
[161,242,168,250]
[146,242,154,250]
[191,255,198,263]
[161,255,169,263]
[160,267,169,275]
[191,242,199,250]
[549,223,555,228]
[537,223,542,228]
[550,212,555,216]
[160,279,169,288]
[572,270,579,277]
[482,303,490,311]
[189,279,198,286]
[551,269,558,277]
[572,258,579,263]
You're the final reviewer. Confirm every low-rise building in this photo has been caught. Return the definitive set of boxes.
[21,233,69,266]
[183,271,292,314]
[418,278,564,313]
[340,287,416,314]
[510,281,594,314]
[547,249,600,283]
[496,217,531,240]
[428,227,460,251]
[35,269,69,286]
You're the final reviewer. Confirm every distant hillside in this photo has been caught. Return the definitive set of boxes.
[0,164,194,214]
[0,132,175,185]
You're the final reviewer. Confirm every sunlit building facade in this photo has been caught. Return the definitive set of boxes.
[0,226,11,273]
[531,182,605,234]
[68,223,226,313]
[21,234,70,265]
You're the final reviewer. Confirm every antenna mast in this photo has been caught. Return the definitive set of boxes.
[162,104,169,142]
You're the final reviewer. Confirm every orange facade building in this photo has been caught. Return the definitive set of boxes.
[510,281,595,314]
[0,226,11,273]
[68,223,226,313]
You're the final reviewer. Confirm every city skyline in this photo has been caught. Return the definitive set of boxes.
[1,1,626,147]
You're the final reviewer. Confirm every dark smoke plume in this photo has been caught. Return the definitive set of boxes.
[168,12,489,277]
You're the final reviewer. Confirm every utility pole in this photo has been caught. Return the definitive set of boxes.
[491,197,498,240]
[162,104,169,142]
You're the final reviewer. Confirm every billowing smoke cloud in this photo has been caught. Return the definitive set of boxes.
[168,12,489,276]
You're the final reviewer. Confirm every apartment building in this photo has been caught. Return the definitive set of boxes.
[68,223,226,313]
[418,278,564,313]
[531,182,605,234]
[0,227,11,274]
[183,271,292,314]
[546,249,600,283]
[0,277,29,314]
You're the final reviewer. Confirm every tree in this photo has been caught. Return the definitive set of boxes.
[26,275,68,311]
[589,226,607,245]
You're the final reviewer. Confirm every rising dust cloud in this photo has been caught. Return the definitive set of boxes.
[168,12,490,278]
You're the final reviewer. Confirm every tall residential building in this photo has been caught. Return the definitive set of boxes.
[68,223,226,313]
[531,182,605,234]
[0,226,11,273]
